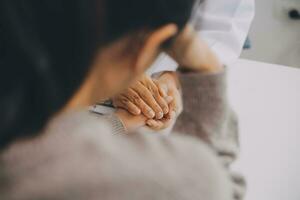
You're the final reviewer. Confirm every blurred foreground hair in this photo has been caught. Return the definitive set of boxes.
[0,0,196,149]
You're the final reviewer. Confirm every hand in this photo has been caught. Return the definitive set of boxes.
[168,25,223,73]
[115,73,182,132]
[112,74,173,120]
[146,72,183,130]
[146,110,177,131]
[115,107,176,132]
[158,72,182,117]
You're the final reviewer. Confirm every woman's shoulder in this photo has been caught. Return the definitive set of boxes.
[1,110,120,173]
[0,110,125,199]
[0,109,231,200]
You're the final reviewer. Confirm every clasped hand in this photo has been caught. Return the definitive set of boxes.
[113,72,182,131]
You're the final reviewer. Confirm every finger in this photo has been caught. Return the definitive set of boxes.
[146,111,176,131]
[168,88,183,116]
[126,89,155,119]
[113,96,141,115]
[160,110,176,127]
[168,97,181,117]
[148,80,169,114]
[165,96,174,104]
[133,82,164,119]
[153,80,173,104]
[168,98,176,113]
[156,95,170,115]
[140,78,168,115]
[146,119,164,131]
[158,111,176,130]
[123,100,142,115]
[153,80,167,97]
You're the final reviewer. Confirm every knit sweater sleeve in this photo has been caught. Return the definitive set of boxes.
[90,113,127,135]
[174,70,246,200]
[1,109,232,200]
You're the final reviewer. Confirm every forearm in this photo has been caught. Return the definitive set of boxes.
[148,0,255,75]
[173,69,245,199]
[91,111,153,136]
[174,69,229,142]
[90,112,129,134]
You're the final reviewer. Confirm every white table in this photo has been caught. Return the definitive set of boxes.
[228,59,300,200]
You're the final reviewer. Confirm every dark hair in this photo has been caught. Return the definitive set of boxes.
[0,0,196,149]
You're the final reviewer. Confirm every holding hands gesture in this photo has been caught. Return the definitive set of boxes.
[115,25,223,131]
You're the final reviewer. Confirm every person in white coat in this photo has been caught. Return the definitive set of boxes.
[148,0,255,74]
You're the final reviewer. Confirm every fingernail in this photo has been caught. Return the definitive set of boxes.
[135,109,141,115]
[148,110,155,118]
[163,106,169,114]
[157,112,164,119]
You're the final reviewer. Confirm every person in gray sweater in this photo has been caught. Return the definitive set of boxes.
[0,0,244,199]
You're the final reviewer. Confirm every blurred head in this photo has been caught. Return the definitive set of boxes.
[0,0,196,148]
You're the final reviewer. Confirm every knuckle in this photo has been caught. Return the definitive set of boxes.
[140,91,150,100]
[151,86,160,96]
[133,94,140,102]
[130,94,141,104]
[153,107,162,114]
[154,104,162,111]
[159,97,167,106]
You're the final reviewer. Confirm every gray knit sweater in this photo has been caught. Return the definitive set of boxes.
[0,70,244,200]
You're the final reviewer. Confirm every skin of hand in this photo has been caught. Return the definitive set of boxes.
[112,74,173,120]
[167,25,223,73]
[115,107,176,132]
[145,25,225,130]
[146,71,182,130]
[115,72,182,132]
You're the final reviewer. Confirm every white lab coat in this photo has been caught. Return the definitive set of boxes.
[147,0,255,75]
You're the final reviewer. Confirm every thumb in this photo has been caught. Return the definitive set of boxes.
[160,83,173,103]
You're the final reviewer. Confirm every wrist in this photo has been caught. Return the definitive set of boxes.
[169,25,223,73]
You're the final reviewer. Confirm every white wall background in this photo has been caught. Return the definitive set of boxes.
[235,2,300,200]
[229,60,300,200]
[242,0,300,68]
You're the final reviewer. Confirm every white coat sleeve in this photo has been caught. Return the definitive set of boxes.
[146,0,255,75]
